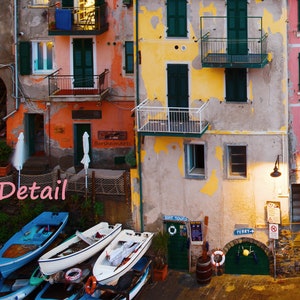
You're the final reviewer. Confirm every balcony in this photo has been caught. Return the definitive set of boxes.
[134,99,209,137]
[47,69,110,101]
[48,4,108,36]
[200,16,269,68]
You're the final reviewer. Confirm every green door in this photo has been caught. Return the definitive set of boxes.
[166,222,189,271]
[73,38,94,87]
[25,114,44,156]
[227,0,247,55]
[74,124,91,166]
[225,242,269,275]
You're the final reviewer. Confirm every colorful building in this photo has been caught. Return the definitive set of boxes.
[133,0,289,273]
[2,0,135,170]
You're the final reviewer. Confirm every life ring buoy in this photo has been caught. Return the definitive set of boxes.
[65,267,82,282]
[211,250,225,267]
[85,275,97,295]
[168,225,177,236]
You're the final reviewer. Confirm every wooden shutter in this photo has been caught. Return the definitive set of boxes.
[167,0,187,37]
[19,41,31,76]
[225,69,247,102]
[125,41,134,73]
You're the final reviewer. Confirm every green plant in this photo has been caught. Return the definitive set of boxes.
[0,140,12,166]
[125,149,136,167]
[151,230,169,270]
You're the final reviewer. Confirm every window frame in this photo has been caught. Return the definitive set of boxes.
[32,0,48,5]
[184,142,206,179]
[32,41,54,75]
[124,41,134,74]
[226,144,247,179]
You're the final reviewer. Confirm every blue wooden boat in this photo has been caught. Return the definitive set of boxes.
[0,211,69,279]
[0,262,45,300]
[81,256,152,300]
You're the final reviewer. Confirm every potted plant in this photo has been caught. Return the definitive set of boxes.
[151,230,169,281]
[0,140,12,176]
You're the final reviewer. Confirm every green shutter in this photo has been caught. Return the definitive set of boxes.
[225,69,247,102]
[62,0,73,7]
[227,0,248,55]
[298,1,300,31]
[125,41,134,74]
[167,0,187,37]
[167,64,189,108]
[19,41,31,76]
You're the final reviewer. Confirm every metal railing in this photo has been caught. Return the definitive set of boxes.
[200,16,268,67]
[135,99,209,135]
[48,69,109,97]
[48,4,108,34]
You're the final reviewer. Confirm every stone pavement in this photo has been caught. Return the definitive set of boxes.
[136,270,300,300]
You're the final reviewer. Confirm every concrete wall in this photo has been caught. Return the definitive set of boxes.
[133,0,289,270]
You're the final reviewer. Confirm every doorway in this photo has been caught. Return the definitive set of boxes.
[25,113,45,156]
[74,123,91,166]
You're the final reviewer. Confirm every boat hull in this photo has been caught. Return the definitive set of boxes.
[0,212,69,279]
[38,222,122,275]
[92,230,154,285]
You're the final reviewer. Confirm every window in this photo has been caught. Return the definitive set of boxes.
[225,68,247,102]
[227,145,247,178]
[167,0,187,37]
[32,0,48,5]
[185,143,205,178]
[19,41,54,75]
[125,41,134,74]
[32,41,53,74]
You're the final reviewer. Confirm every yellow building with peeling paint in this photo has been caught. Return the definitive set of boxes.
[132,0,289,274]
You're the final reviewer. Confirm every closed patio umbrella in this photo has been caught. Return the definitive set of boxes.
[12,132,26,189]
[81,132,90,197]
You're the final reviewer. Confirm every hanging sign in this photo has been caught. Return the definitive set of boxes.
[233,228,254,235]
[269,223,279,239]
[190,221,202,242]
[266,201,281,224]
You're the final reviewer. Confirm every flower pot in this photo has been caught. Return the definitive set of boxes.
[152,264,168,281]
[0,163,12,177]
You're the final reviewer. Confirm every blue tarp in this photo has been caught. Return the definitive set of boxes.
[55,9,71,30]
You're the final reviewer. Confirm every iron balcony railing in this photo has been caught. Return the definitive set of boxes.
[47,69,110,98]
[134,99,209,136]
[200,16,269,68]
[48,4,108,35]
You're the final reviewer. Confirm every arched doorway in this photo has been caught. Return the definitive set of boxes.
[0,78,7,137]
[223,238,272,275]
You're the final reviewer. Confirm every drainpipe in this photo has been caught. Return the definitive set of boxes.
[135,0,144,231]
[14,0,19,111]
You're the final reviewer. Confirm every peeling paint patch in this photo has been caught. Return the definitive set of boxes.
[153,138,169,155]
[215,146,223,164]
[199,3,217,16]
[201,169,218,196]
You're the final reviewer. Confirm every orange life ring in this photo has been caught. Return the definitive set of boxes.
[211,250,225,267]
[85,275,97,295]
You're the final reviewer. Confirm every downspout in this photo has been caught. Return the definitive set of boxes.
[135,0,144,231]
[14,0,19,111]
[3,0,19,120]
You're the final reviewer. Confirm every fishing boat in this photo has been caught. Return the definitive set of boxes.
[0,211,69,279]
[0,262,45,300]
[35,254,97,300]
[38,222,122,275]
[81,256,152,300]
[91,229,153,285]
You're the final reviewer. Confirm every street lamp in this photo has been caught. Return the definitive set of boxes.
[270,155,281,178]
